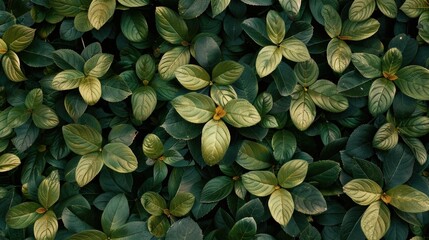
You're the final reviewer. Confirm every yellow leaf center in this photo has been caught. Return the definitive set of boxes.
[213,105,226,120]
[381,193,391,204]
[36,207,47,214]
[383,71,398,81]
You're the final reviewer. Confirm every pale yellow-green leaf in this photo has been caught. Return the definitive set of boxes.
[32,105,60,129]
[386,185,429,213]
[33,210,58,240]
[2,51,27,81]
[74,11,93,32]
[155,6,189,44]
[308,80,349,112]
[141,191,167,216]
[79,76,101,106]
[373,122,398,150]
[52,70,84,90]
[175,64,210,90]
[118,0,150,7]
[201,119,230,166]
[38,170,60,209]
[158,46,190,81]
[0,39,7,55]
[62,124,102,156]
[321,5,342,38]
[223,99,261,128]
[327,38,351,74]
[343,178,383,206]
[2,25,35,52]
[143,133,164,159]
[280,37,311,62]
[88,0,116,30]
[402,137,427,165]
[340,18,380,41]
[241,171,277,197]
[0,153,20,172]
[349,0,376,22]
[210,84,237,107]
[361,201,390,240]
[6,202,43,229]
[171,92,215,124]
[289,87,316,131]
[255,45,282,78]
[377,0,398,18]
[84,53,114,78]
[268,189,294,226]
[266,10,285,45]
[75,152,104,187]
[102,143,138,173]
[400,0,429,18]
[131,86,157,122]
[211,0,231,17]
[277,159,308,189]
[169,192,195,217]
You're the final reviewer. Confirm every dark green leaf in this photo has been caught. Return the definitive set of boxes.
[236,140,272,170]
[228,217,257,240]
[165,217,203,240]
[379,143,414,189]
[62,124,102,155]
[292,182,327,215]
[201,176,234,203]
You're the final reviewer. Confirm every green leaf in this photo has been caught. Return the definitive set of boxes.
[337,70,373,97]
[148,215,170,237]
[193,35,221,69]
[88,0,116,30]
[418,11,429,44]
[33,210,58,240]
[161,108,203,140]
[0,153,20,172]
[280,37,311,62]
[361,201,390,240]
[178,0,210,19]
[349,0,376,22]
[395,65,429,100]
[6,202,42,229]
[402,137,427,165]
[201,176,234,203]
[212,61,244,85]
[68,230,108,240]
[20,39,55,67]
[2,50,27,81]
[294,58,318,87]
[101,76,132,102]
[52,49,84,71]
[141,191,167,216]
[155,6,189,44]
[271,130,296,163]
[2,24,35,52]
[272,61,297,96]
[201,119,230,166]
[308,80,349,112]
[377,0,398,18]
[79,76,102,105]
[289,88,316,131]
[75,152,103,187]
[340,18,380,41]
[241,17,272,47]
[291,182,327,215]
[373,122,398,150]
[25,88,43,109]
[169,192,195,217]
[380,143,414,189]
[399,0,429,18]
[255,45,282,78]
[236,140,272,170]
[49,0,82,17]
[165,217,203,240]
[171,92,215,124]
[386,185,429,213]
[266,10,285,45]
[64,92,87,121]
[84,53,114,78]
[326,38,351,74]
[351,53,382,78]
[143,133,164,159]
[368,78,396,116]
[7,106,30,129]
[102,194,129,235]
[158,46,190,81]
[62,124,102,155]
[343,179,383,206]
[120,10,148,42]
[268,189,294,226]
[223,99,261,128]
[210,84,237,107]
[74,11,93,32]
[175,64,210,90]
[228,217,257,240]
[277,159,308,188]
[110,221,152,239]
[52,70,84,90]
[279,0,302,18]
[306,160,341,186]
[321,5,342,38]
[211,0,231,17]
[397,116,429,137]
[32,105,59,129]
[118,0,150,7]
[131,86,157,122]
[102,143,138,173]
[241,171,277,197]
[382,48,402,76]
[38,170,60,209]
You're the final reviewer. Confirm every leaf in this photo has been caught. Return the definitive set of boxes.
[2,24,35,52]
[294,58,318,87]
[386,185,429,213]
[349,0,376,22]
[175,64,210,90]
[49,0,82,16]
[280,37,311,62]
[158,46,190,81]
[32,105,59,129]
[382,48,402,76]
[399,0,428,18]
[377,0,398,18]
[368,78,396,116]
[33,210,58,240]
[395,65,429,100]
[141,191,167,216]
[210,84,238,107]
[38,170,60,209]
[193,35,221,70]
[268,189,294,226]
[361,201,390,240]
[75,152,103,187]
[418,12,429,44]
[340,206,366,240]
[372,122,398,150]
[266,10,285,45]
[321,5,342,38]
[211,0,231,17]
[241,171,277,197]
[118,0,150,7]
[306,160,341,186]
[143,133,164,159]
[272,61,297,96]
[255,45,282,78]
[84,53,114,78]
[62,124,102,155]
[131,86,157,122]
[397,116,429,137]
[52,49,85,71]
[236,140,272,170]
[88,0,116,30]
[228,217,257,240]
[169,192,195,217]
[68,230,108,240]
[277,159,308,188]
[0,153,20,172]
[20,39,54,67]
[241,17,272,47]
[74,11,93,32]
[155,6,189,44]
[279,0,302,18]
[101,76,132,102]
[308,80,349,112]
[223,99,261,128]
[272,130,296,162]
[289,89,316,131]
[102,143,138,173]
[6,202,42,229]
[201,119,230,166]
[148,215,170,237]
[379,143,414,189]
[11,120,39,153]
[343,179,382,206]
[337,70,373,97]
[161,107,203,140]
[171,92,215,124]
[79,76,102,106]
[165,217,203,240]
[120,10,148,42]
[178,0,210,19]
[212,61,244,85]
[2,50,26,81]
[351,53,382,78]
[291,182,327,215]
[52,70,84,90]
[110,221,152,239]
[346,125,377,159]
[201,176,234,203]
[340,18,380,41]
[102,194,129,235]
[326,38,351,74]
[402,137,427,165]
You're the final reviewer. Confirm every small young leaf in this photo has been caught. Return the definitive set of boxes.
[169,192,195,217]
[136,54,155,82]
[131,86,157,122]
[2,51,27,81]
[382,48,402,76]
[343,179,383,206]
[386,185,429,213]
[84,53,114,78]
[141,191,167,216]
[201,176,234,203]
[62,124,102,155]
[79,76,102,106]
[373,122,398,150]
[241,171,277,197]
[223,99,261,128]
[38,170,60,209]
[201,119,230,166]
[33,210,58,240]
[360,201,390,240]
[102,143,138,173]
[143,133,164,159]
[289,89,316,131]
[210,84,237,107]
[0,153,20,172]
[268,189,294,226]
[74,11,93,32]
[88,0,116,30]
[75,152,103,187]
[171,92,215,124]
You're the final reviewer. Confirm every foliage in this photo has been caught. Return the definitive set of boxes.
[0,0,429,239]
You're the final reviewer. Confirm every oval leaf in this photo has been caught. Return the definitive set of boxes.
[6,202,42,229]
[143,133,164,159]
[360,201,390,240]
[62,124,102,155]
[291,182,327,215]
[223,99,261,128]
[200,176,234,203]
[343,178,383,206]
[0,153,20,172]
[141,192,167,216]
[171,92,215,124]
[326,38,351,74]
[88,0,116,30]
[278,159,308,188]
[241,171,277,197]
[201,119,230,166]
[102,143,138,173]
[175,64,210,90]
[268,189,294,226]
[386,185,429,213]
[131,86,157,122]
[38,170,60,209]
[372,122,398,150]
[169,192,195,217]
[75,152,104,187]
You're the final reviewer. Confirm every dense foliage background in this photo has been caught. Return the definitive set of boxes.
[0,0,429,239]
